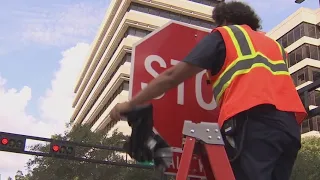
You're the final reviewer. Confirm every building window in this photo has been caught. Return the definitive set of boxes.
[316,25,320,39]
[128,2,216,29]
[306,23,316,38]
[317,116,320,131]
[312,70,320,82]
[76,53,131,124]
[295,47,303,65]
[288,44,320,67]
[73,27,146,121]
[287,31,294,45]
[291,66,310,86]
[310,45,319,60]
[89,80,130,127]
[315,91,320,107]
[125,27,151,38]
[277,22,319,48]
[188,0,223,7]
[292,66,320,86]
[297,73,305,85]
[301,116,320,134]
[301,120,310,133]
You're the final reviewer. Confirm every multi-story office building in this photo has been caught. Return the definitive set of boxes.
[70,0,222,135]
[267,7,320,134]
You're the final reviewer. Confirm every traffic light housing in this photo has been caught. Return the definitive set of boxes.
[0,132,26,153]
[50,141,75,157]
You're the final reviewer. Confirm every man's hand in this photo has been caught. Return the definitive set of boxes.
[110,101,134,121]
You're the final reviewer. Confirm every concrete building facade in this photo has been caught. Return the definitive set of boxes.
[267,7,320,134]
[70,0,222,135]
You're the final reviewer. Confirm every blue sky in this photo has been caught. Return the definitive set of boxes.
[0,0,318,178]
[0,0,110,117]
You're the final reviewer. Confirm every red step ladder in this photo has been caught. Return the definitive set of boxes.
[175,121,235,180]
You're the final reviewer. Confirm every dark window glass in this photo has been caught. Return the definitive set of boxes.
[315,91,320,106]
[123,81,130,91]
[128,3,216,29]
[295,47,302,63]
[277,22,319,48]
[287,31,294,45]
[181,15,191,24]
[317,116,320,131]
[288,44,320,68]
[310,45,319,60]
[282,35,288,47]
[289,52,296,67]
[308,119,314,131]
[300,116,320,133]
[307,23,316,38]
[301,120,310,133]
[159,10,170,19]
[74,26,151,121]
[291,66,311,86]
[125,27,151,37]
[170,13,181,21]
[77,53,132,124]
[149,8,160,16]
[312,70,320,81]
[291,66,320,87]
[293,25,301,40]
[89,80,130,127]
[298,73,305,84]
[316,25,320,39]
[302,45,310,59]
[277,38,282,45]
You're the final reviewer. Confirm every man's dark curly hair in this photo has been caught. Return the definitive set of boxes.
[212,1,262,31]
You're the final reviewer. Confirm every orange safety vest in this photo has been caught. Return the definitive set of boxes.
[206,25,307,126]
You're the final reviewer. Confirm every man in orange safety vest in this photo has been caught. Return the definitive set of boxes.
[111,2,307,180]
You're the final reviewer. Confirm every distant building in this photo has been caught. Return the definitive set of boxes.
[267,7,320,134]
[70,0,222,135]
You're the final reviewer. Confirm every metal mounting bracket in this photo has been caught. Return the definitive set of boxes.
[182,121,224,145]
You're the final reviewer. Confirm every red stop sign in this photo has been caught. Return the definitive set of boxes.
[130,21,220,148]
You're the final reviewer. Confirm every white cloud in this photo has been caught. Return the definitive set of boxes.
[0,43,90,179]
[39,43,90,126]
[18,1,108,46]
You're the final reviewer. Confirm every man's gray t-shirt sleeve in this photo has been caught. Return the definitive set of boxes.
[182,31,226,76]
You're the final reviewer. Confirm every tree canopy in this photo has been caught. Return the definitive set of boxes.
[291,135,320,180]
[11,124,169,180]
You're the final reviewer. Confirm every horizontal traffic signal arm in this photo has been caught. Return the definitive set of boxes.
[0,132,26,153]
[297,79,320,118]
[0,131,153,169]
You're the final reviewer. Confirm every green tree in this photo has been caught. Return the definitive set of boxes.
[15,124,163,180]
[291,136,320,180]
[15,170,30,180]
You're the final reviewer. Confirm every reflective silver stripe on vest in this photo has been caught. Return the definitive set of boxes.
[213,55,288,98]
[229,25,251,56]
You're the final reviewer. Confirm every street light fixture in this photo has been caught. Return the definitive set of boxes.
[295,0,320,8]
[295,0,305,3]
